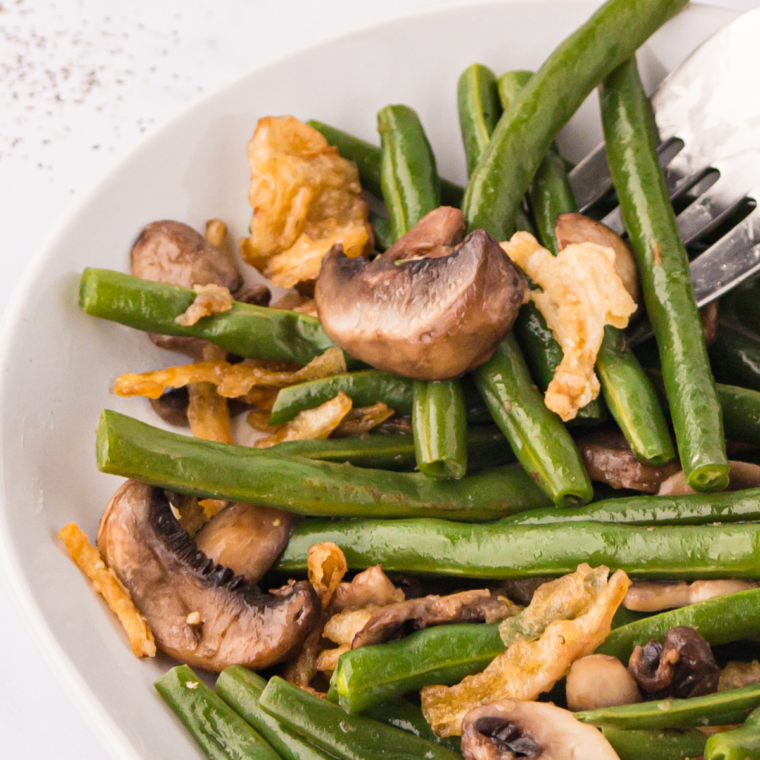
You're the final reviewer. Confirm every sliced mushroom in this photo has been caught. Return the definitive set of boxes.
[316,207,528,380]
[351,589,514,649]
[495,578,554,607]
[701,299,720,344]
[97,480,319,672]
[577,430,680,492]
[628,626,719,700]
[460,699,620,760]
[566,654,642,711]
[150,387,191,426]
[194,502,298,585]
[555,212,639,305]
[624,580,759,612]
[659,460,760,495]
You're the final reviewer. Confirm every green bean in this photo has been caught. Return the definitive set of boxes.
[577,682,760,730]
[258,676,460,760]
[474,333,593,506]
[364,699,461,753]
[307,119,464,207]
[602,728,707,760]
[705,707,760,760]
[216,667,332,760]
[601,57,728,491]
[598,587,760,662]
[458,63,502,178]
[529,145,575,256]
[154,665,280,760]
[464,0,688,238]
[496,70,532,112]
[709,325,760,393]
[97,410,549,520]
[330,623,503,713]
[277,518,760,580]
[368,211,393,252]
[79,267,354,368]
[269,371,414,425]
[412,379,467,478]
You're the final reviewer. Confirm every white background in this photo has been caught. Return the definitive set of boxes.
[0,0,756,757]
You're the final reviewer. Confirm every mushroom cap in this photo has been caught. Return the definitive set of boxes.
[97,480,319,672]
[460,699,621,760]
[316,209,527,381]
[566,654,642,711]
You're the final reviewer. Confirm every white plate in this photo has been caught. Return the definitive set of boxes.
[0,2,739,758]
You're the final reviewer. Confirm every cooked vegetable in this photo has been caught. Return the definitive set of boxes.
[186,381,232,444]
[58,522,156,658]
[155,665,280,760]
[316,207,527,381]
[278,518,760,579]
[98,480,319,671]
[530,149,577,258]
[307,119,464,207]
[463,0,689,238]
[458,63,502,178]
[705,707,760,760]
[598,587,760,663]
[421,566,629,736]
[96,410,551,520]
[576,681,760,730]
[258,676,461,760]
[566,654,641,711]
[460,700,621,760]
[659,461,760,496]
[624,580,759,613]
[720,661,760,693]
[365,699,461,753]
[601,57,728,491]
[242,115,372,287]
[175,284,234,327]
[79,268,351,367]
[474,333,593,506]
[709,325,760,393]
[602,728,707,760]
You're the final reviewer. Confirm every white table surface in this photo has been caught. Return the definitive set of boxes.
[0,0,756,757]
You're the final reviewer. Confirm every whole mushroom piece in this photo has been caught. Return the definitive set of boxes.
[315,207,528,381]
[460,699,621,760]
[566,654,641,711]
[97,480,319,672]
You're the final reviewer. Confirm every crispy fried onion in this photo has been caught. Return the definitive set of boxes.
[113,346,346,400]
[187,382,233,443]
[254,392,353,448]
[501,232,636,422]
[59,522,156,658]
[175,284,234,327]
[421,565,630,736]
[719,660,760,692]
[242,116,372,288]
[333,402,395,437]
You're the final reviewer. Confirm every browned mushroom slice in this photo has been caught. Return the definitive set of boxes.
[97,480,319,672]
[659,460,760,495]
[628,626,719,700]
[194,502,298,585]
[150,387,191,426]
[624,580,759,612]
[460,700,620,760]
[566,654,642,711]
[351,589,514,649]
[577,430,680,492]
[315,207,527,381]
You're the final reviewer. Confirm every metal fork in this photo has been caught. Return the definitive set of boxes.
[569,9,760,308]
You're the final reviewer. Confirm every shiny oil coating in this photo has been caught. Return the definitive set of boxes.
[259,676,461,760]
[155,665,280,760]
[474,333,593,506]
[462,0,689,239]
[598,586,760,662]
[277,518,760,579]
[601,59,728,490]
[96,410,550,520]
[458,63,502,179]
[79,268,345,367]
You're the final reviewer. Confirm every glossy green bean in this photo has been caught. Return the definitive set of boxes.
[458,63,502,178]
[330,623,504,713]
[601,57,728,491]
[474,333,593,506]
[277,518,760,580]
[364,699,461,753]
[258,676,460,760]
[97,410,549,520]
[269,370,414,425]
[529,144,575,256]
[577,682,760,730]
[709,325,760,393]
[464,0,688,238]
[368,211,393,252]
[598,587,760,662]
[79,267,350,368]
[705,707,760,760]
[216,667,332,760]
[154,665,280,760]
[496,70,532,113]
[602,728,707,760]
[307,119,464,207]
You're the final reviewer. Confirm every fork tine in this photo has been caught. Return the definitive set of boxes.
[690,205,760,307]
[676,183,753,246]
[569,144,611,212]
